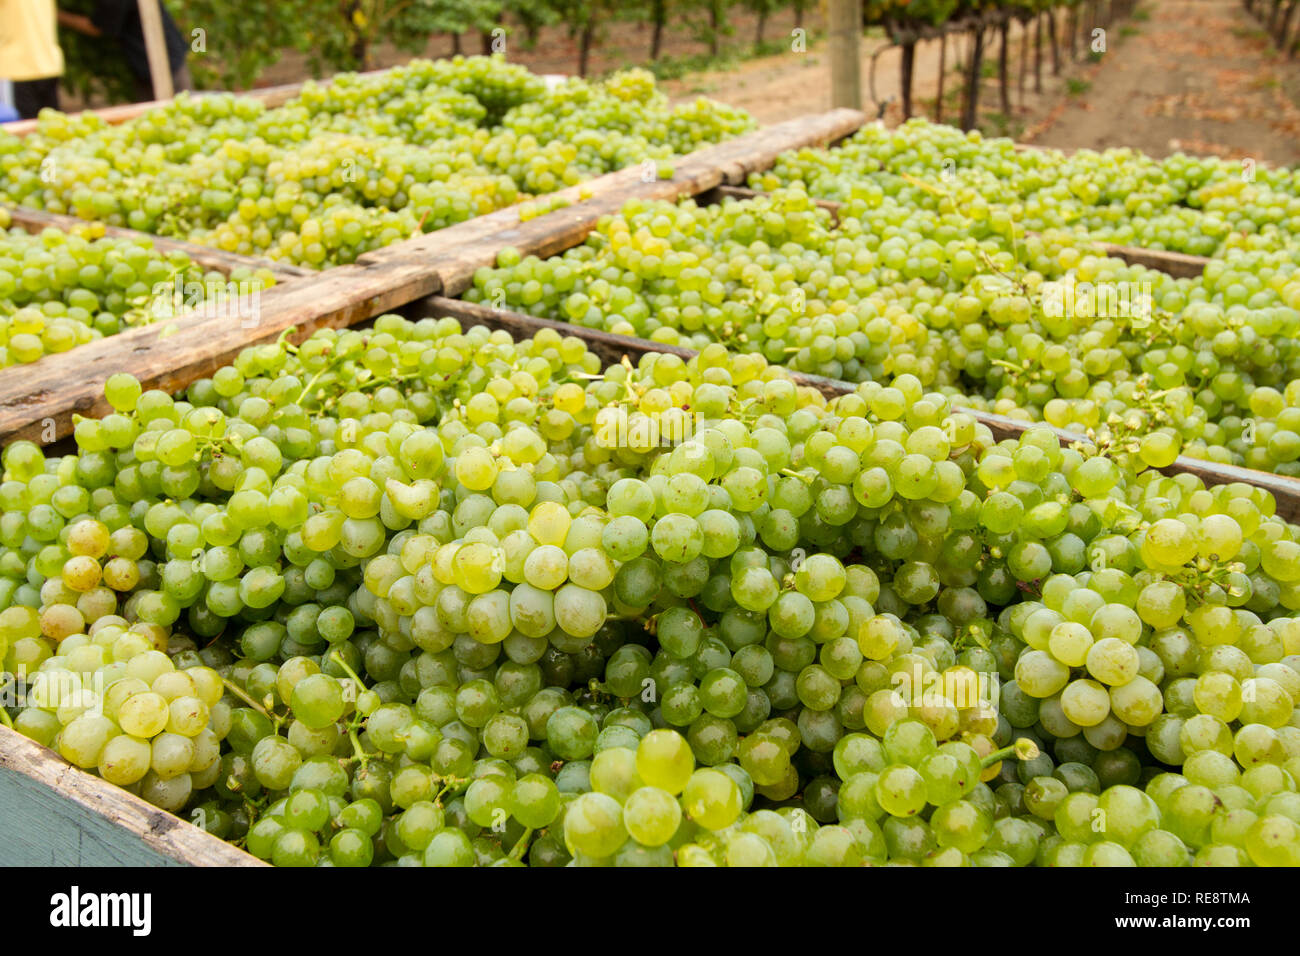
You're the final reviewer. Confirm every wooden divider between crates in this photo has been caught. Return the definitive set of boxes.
[4,205,313,281]
[0,109,869,446]
[415,294,1300,525]
[711,185,1211,280]
[0,725,263,866]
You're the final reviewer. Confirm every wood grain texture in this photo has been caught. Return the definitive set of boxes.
[0,726,261,866]
[420,296,1300,523]
[365,109,870,298]
[0,110,868,448]
[0,258,441,445]
[711,186,1210,279]
[4,204,313,280]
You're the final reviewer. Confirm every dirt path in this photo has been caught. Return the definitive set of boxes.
[664,0,1300,167]
[659,22,1036,126]
[1024,0,1300,164]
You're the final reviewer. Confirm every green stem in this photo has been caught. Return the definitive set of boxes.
[330,651,368,690]
[508,827,535,862]
[221,677,280,727]
[347,727,371,767]
[981,737,1040,768]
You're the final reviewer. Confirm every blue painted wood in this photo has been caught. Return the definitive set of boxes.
[0,727,261,867]
[0,767,184,867]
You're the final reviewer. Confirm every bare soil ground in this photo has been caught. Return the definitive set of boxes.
[254,8,814,88]
[1023,0,1300,164]
[656,0,1300,166]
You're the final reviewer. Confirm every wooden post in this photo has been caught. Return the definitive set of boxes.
[900,40,915,119]
[137,0,173,101]
[1048,7,1060,74]
[1277,0,1297,42]
[829,0,863,110]
[962,26,985,130]
[1034,13,1043,93]
[1018,17,1029,108]
[935,32,947,124]
[998,18,1010,115]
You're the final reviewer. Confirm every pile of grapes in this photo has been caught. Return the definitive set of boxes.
[2,313,1300,867]
[0,213,274,368]
[467,181,1300,477]
[751,119,1300,258]
[0,58,752,268]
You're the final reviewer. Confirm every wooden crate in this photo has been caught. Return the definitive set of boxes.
[0,108,867,865]
[0,726,260,865]
[712,185,1212,280]
[414,295,1300,524]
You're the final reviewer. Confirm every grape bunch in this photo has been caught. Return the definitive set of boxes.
[2,309,1300,867]
[0,58,753,268]
[469,181,1300,480]
[752,119,1300,259]
[0,218,271,367]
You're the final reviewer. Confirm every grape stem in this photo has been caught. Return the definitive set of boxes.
[329,650,368,689]
[981,737,1040,768]
[346,727,371,768]
[507,827,535,862]
[221,676,281,728]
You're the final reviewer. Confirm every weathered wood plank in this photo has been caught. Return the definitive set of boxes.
[0,111,868,447]
[1090,243,1208,280]
[0,726,261,866]
[711,185,1211,279]
[0,259,442,446]
[420,295,1300,523]
[4,204,313,280]
[366,109,870,298]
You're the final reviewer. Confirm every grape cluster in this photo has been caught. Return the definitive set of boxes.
[752,119,1300,258]
[0,217,270,367]
[470,182,1300,477]
[0,58,753,268]
[2,311,1300,866]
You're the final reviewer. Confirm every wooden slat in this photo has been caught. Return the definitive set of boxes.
[137,0,174,102]
[0,258,441,445]
[364,109,870,298]
[4,204,312,280]
[0,111,869,447]
[1090,243,1208,280]
[0,73,379,138]
[0,68,573,138]
[420,295,1300,523]
[711,186,1210,279]
[0,726,262,866]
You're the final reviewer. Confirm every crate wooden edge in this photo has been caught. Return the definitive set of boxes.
[0,69,575,138]
[418,295,1300,524]
[358,108,870,292]
[711,186,1212,280]
[0,725,262,867]
[4,204,313,280]
[0,73,379,138]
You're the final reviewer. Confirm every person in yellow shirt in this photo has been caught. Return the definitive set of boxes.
[0,0,65,118]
